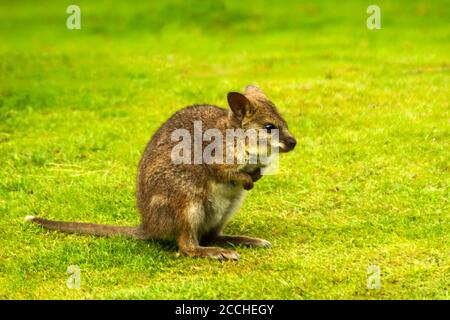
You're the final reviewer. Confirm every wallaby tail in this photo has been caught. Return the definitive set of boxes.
[25,215,148,239]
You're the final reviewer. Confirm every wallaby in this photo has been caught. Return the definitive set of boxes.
[26,85,296,260]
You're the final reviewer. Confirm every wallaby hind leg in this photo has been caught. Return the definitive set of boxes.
[177,232,239,261]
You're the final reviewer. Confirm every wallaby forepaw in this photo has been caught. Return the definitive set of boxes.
[249,168,263,182]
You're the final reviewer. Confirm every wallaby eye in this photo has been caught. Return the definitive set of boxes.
[263,124,277,133]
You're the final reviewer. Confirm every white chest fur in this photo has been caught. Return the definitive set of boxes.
[202,182,246,235]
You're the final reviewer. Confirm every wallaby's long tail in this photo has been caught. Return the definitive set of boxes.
[25,215,147,239]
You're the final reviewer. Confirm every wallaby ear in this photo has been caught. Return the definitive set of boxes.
[227,92,253,119]
[244,84,266,97]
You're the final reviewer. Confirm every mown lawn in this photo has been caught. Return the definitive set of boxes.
[0,0,448,299]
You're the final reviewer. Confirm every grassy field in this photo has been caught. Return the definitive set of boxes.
[0,0,448,299]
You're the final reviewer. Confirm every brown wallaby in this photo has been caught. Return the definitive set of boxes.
[26,85,296,260]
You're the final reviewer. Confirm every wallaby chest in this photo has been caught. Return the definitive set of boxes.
[201,182,246,235]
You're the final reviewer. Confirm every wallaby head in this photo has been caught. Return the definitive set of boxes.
[227,85,297,154]
[228,85,297,160]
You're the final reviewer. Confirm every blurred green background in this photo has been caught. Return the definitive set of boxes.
[0,0,448,299]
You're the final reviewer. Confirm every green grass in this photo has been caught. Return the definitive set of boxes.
[0,0,449,299]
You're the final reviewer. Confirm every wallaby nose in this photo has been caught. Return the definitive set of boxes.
[286,137,297,150]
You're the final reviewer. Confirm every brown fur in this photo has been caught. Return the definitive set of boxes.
[28,85,296,260]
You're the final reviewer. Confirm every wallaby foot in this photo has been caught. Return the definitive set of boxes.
[177,234,239,261]
[206,235,271,248]
[181,246,239,261]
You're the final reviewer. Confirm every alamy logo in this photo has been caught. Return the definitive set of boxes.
[170,121,280,173]
[66,5,81,30]
[66,265,81,289]
[367,5,381,30]
[367,265,381,290]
